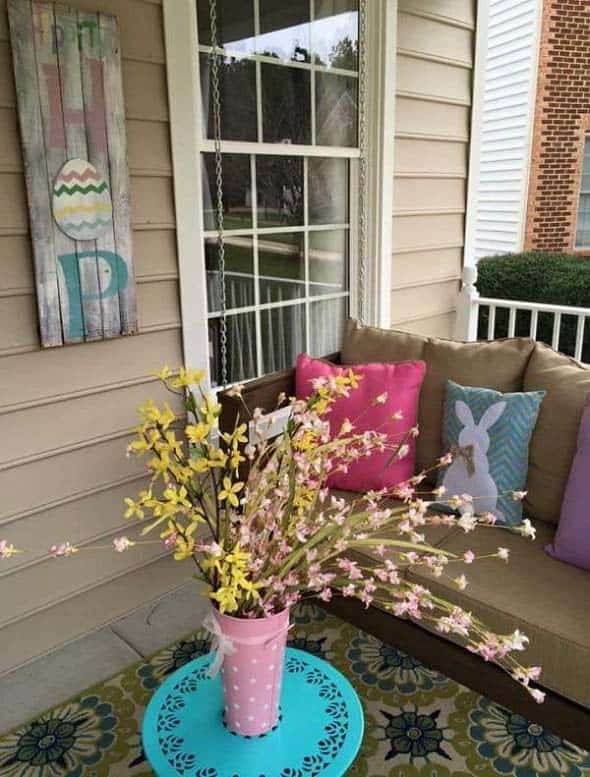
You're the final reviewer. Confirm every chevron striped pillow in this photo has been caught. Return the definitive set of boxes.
[438,380,546,525]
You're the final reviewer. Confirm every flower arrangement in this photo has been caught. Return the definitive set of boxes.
[0,366,545,705]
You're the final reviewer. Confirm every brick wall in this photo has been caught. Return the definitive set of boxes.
[524,0,590,252]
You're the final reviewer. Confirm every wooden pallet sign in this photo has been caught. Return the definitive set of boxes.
[8,0,137,346]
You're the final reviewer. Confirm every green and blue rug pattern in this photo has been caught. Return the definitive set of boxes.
[0,604,588,777]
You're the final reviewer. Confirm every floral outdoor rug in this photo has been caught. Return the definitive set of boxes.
[0,604,588,777]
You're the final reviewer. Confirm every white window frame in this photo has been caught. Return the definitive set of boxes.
[163,0,397,382]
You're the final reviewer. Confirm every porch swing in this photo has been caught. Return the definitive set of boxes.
[202,2,590,742]
[205,0,368,388]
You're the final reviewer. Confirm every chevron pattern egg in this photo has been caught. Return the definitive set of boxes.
[52,159,113,241]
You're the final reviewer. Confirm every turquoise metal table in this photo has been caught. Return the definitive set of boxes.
[142,647,364,776]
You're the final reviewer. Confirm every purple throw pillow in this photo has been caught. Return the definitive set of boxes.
[545,397,590,570]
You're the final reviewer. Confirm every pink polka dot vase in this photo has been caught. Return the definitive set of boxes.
[212,607,290,737]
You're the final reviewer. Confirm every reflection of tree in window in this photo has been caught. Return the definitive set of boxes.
[330,37,358,70]
[262,63,311,144]
[257,157,304,227]
[313,0,359,70]
[200,55,257,142]
[202,154,252,231]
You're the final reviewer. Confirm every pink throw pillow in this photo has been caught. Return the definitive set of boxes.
[295,353,426,492]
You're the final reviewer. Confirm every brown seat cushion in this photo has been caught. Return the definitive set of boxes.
[407,521,590,707]
[523,343,590,524]
[341,320,536,474]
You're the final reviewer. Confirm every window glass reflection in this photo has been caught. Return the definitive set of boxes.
[262,64,311,145]
[576,195,590,247]
[258,0,310,62]
[309,297,347,357]
[581,137,590,190]
[313,0,358,70]
[205,237,255,313]
[258,233,305,303]
[200,54,257,142]
[575,138,590,247]
[202,153,252,231]
[309,158,349,224]
[197,0,256,54]
[261,304,306,373]
[209,313,257,386]
[316,72,358,146]
[309,229,348,296]
[256,157,304,227]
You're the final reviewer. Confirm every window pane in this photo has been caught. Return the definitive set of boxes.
[202,153,252,231]
[256,156,304,227]
[209,313,257,386]
[309,158,348,224]
[259,233,305,302]
[260,304,306,373]
[261,64,311,144]
[316,72,358,147]
[576,193,590,248]
[196,0,255,54]
[313,0,358,70]
[309,229,348,296]
[581,138,590,192]
[205,237,255,312]
[576,138,590,247]
[200,54,257,142]
[309,297,347,357]
[258,0,310,63]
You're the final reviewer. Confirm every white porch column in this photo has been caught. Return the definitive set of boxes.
[455,265,479,342]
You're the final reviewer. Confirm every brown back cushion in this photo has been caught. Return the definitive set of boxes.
[523,343,590,524]
[341,319,427,363]
[341,319,536,473]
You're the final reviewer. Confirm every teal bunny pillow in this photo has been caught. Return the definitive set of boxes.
[438,380,546,525]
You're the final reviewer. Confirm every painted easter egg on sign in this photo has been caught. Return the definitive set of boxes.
[52,159,113,241]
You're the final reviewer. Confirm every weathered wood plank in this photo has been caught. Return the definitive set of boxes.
[100,11,137,334]
[32,2,84,341]
[53,3,103,340]
[7,0,63,346]
[78,7,120,338]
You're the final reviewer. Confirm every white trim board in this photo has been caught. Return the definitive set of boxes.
[162,0,211,384]
[365,0,398,328]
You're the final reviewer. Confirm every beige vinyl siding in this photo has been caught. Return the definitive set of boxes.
[0,0,192,675]
[391,1,474,337]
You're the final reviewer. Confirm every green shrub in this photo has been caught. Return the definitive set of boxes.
[476,251,590,361]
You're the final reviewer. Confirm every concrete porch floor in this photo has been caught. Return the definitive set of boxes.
[0,580,210,735]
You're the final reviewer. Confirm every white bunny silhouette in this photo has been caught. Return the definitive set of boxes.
[442,400,507,521]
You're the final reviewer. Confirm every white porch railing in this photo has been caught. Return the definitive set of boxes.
[455,266,589,362]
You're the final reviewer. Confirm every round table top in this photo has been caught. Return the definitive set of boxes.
[142,647,364,777]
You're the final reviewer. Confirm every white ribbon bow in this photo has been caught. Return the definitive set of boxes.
[202,611,236,677]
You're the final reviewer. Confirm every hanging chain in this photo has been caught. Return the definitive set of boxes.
[357,0,368,325]
[208,0,228,387]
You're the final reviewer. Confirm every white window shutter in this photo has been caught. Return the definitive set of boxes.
[465,0,543,265]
